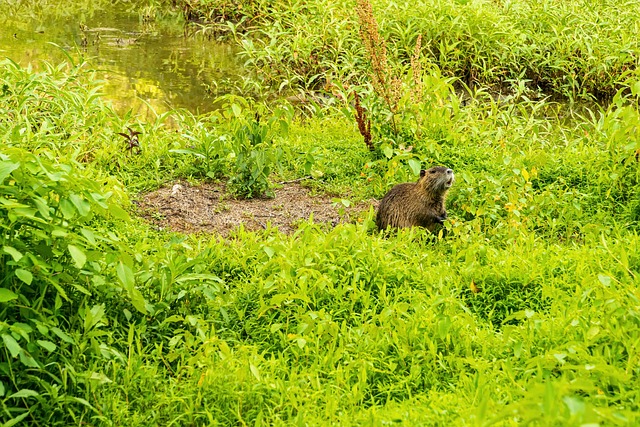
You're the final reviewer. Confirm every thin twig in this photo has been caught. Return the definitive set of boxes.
[278,176,312,185]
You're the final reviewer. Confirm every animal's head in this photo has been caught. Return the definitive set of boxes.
[419,166,454,193]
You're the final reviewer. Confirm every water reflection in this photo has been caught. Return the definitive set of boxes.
[0,9,242,115]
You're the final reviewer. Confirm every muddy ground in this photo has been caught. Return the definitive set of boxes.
[136,181,376,236]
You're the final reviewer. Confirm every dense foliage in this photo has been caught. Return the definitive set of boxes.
[1,0,640,425]
[173,0,640,102]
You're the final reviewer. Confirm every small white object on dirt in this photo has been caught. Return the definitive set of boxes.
[139,181,367,236]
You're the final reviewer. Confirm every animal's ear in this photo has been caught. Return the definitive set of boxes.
[420,169,426,177]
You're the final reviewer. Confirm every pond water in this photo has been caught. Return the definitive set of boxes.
[0,7,243,116]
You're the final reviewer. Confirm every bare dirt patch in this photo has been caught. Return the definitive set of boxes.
[136,181,376,236]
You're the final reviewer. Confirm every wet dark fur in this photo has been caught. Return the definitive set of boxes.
[376,166,454,231]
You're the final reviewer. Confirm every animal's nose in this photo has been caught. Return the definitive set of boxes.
[446,169,453,174]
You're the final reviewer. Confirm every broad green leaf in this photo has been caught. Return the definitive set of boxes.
[278,118,289,137]
[59,199,76,219]
[72,283,91,296]
[408,158,421,176]
[2,334,21,358]
[270,323,282,333]
[162,315,184,324]
[4,413,29,427]
[50,280,69,301]
[231,103,242,117]
[263,246,275,258]
[51,228,68,237]
[88,192,109,208]
[68,244,87,269]
[0,381,4,397]
[108,203,130,221]
[19,351,39,368]
[2,246,23,262]
[33,197,51,220]
[117,262,147,314]
[0,198,29,209]
[310,169,324,179]
[84,304,106,332]
[437,316,452,339]
[563,396,586,416]
[51,327,75,344]
[513,340,523,358]
[15,269,32,285]
[12,207,40,222]
[117,262,135,288]
[554,353,567,364]
[598,274,612,286]
[42,167,64,182]
[383,146,393,159]
[219,340,231,357]
[332,198,351,208]
[69,194,90,217]
[89,372,113,384]
[0,161,20,183]
[0,288,18,303]
[80,228,96,245]
[11,323,32,340]
[249,363,261,381]
[70,396,94,408]
[36,340,56,352]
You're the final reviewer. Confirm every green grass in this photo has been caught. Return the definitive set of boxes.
[173,0,640,102]
[1,1,640,424]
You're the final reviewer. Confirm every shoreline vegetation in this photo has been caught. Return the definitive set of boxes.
[176,0,640,102]
[1,0,640,425]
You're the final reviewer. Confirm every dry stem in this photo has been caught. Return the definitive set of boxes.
[353,91,373,151]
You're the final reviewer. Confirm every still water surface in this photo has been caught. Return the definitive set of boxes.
[0,8,242,116]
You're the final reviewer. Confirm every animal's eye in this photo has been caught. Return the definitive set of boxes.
[429,170,436,174]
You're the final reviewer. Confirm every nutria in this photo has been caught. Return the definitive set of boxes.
[376,166,454,231]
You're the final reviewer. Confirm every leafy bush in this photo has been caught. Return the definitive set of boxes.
[0,147,145,424]
[223,98,291,198]
[170,97,292,198]
[169,115,231,179]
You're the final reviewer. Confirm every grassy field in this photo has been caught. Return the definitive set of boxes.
[2,0,640,425]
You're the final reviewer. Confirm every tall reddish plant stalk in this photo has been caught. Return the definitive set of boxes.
[355,0,401,139]
[353,91,373,151]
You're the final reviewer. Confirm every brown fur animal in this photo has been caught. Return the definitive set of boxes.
[376,166,454,231]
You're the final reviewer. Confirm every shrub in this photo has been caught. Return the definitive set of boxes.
[0,147,144,424]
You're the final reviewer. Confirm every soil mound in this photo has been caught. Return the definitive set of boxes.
[137,181,373,236]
